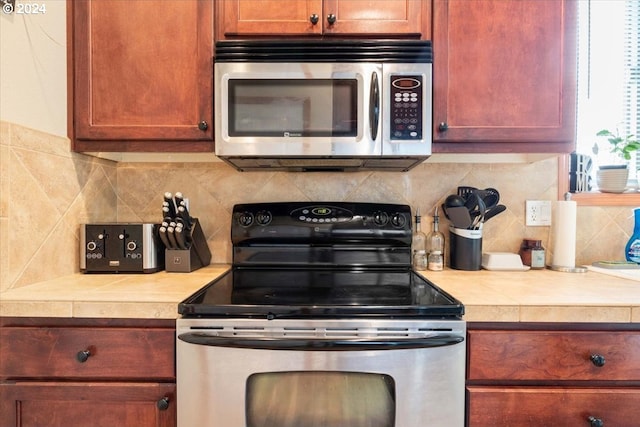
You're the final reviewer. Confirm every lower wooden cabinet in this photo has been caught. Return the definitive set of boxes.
[467,387,640,426]
[0,318,176,427]
[467,324,640,427]
[0,382,175,427]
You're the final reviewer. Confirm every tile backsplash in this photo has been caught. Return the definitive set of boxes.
[1,121,636,291]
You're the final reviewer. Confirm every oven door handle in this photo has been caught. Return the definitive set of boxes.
[178,333,464,351]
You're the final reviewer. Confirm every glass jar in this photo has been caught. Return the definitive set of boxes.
[519,239,546,269]
[413,250,428,271]
[428,250,443,271]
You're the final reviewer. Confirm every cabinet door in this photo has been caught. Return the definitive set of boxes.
[467,386,640,427]
[219,0,324,36]
[0,383,175,427]
[73,0,213,147]
[432,0,577,152]
[322,0,423,35]
[218,0,424,37]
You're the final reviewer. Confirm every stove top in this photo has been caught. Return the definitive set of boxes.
[178,268,463,319]
[178,202,464,320]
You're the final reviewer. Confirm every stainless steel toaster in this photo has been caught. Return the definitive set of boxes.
[80,223,164,273]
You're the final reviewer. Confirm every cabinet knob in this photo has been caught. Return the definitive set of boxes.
[157,397,170,411]
[198,120,208,131]
[76,349,91,363]
[309,14,319,25]
[327,13,336,25]
[588,416,604,427]
[590,354,606,367]
[438,122,449,132]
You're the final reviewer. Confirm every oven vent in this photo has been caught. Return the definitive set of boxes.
[193,325,454,340]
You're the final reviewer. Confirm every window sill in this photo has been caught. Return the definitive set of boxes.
[558,155,640,206]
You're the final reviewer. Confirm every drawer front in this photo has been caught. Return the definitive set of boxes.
[0,382,175,427]
[0,327,175,380]
[468,330,640,381]
[467,386,640,427]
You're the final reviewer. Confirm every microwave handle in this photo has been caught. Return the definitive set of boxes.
[369,71,380,141]
[178,332,464,351]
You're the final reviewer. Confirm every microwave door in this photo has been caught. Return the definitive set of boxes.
[214,63,382,157]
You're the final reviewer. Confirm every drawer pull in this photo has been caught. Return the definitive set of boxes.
[76,349,91,363]
[157,397,170,411]
[588,416,604,427]
[590,354,606,367]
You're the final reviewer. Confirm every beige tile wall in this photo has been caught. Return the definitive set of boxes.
[1,121,636,290]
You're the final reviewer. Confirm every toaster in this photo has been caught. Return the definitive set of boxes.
[80,223,164,273]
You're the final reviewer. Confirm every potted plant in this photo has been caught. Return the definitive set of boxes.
[592,128,640,193]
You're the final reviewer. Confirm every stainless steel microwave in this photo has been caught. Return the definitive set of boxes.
[214,40,433,172]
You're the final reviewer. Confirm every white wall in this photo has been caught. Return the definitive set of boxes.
[0,0,67,137]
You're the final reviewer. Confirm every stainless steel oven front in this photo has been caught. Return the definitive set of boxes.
[177,317,466,427]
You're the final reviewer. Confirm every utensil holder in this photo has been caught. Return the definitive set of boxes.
[449,226,482,271]
[165,218,211,272]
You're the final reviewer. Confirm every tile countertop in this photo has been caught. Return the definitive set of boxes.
[1,265,639,322]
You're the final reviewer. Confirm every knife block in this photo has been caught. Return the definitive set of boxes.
[165,218,211,272]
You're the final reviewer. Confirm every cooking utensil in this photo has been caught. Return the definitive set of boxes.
[442,204,473,229]
[483,204,506,222]
[445,194,466,207]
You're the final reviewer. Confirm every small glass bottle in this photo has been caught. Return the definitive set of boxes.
[412,208,427,270]
[426,207,446,271]
[519,239,546,269]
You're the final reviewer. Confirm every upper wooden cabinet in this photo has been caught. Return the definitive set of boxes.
[70,0,214,152]
[432,0,577,153]
[217,0,425,38]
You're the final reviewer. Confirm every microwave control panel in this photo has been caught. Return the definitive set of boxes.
[389,75,423,140]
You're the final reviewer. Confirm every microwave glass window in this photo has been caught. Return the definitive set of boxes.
[228,80,358,137]
[245,371,396,427]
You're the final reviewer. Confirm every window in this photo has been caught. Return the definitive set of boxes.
[575,0,640,189]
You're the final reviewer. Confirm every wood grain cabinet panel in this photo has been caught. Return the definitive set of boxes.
[0,383,175,427]
[467,325,640,427]
[467,387,640,427]
[432,0,577,153]
[218,0,424,37]
[71,0,214,152]
[468,330,640,382]
[0,318,177,427]
[0,327,175,380]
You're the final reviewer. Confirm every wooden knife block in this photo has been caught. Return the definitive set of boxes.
[165,218,211,272]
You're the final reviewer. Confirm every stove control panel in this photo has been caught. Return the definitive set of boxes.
[232,202,412,244]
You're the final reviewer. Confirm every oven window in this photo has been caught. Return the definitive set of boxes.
[228,80,358,137]
[246,371,395,427]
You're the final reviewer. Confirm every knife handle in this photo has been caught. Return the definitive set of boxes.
[158,226,172,249]
[175,227,188,249]
[166,226,178,249]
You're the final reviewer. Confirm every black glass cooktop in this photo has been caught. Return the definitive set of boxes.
[178,268,464,319]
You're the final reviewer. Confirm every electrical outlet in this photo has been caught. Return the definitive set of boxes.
[525,200,552,226]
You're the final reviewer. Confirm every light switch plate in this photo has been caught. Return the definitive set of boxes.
[525,200,552,226]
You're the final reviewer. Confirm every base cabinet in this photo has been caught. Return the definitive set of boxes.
[0,383,175,427]
[467,324,640,427]
[0,318,176,427]
[468,387,640,426]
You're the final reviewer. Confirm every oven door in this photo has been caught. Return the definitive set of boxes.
[177,318,466,427]
[214,62,381,157]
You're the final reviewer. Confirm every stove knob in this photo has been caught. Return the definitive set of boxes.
[390,212,407,228]
[373,211,389,226]
[238,212,254,227]
[255,210,272,226]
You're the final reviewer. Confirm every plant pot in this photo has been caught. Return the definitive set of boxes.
[596,165,629,193]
